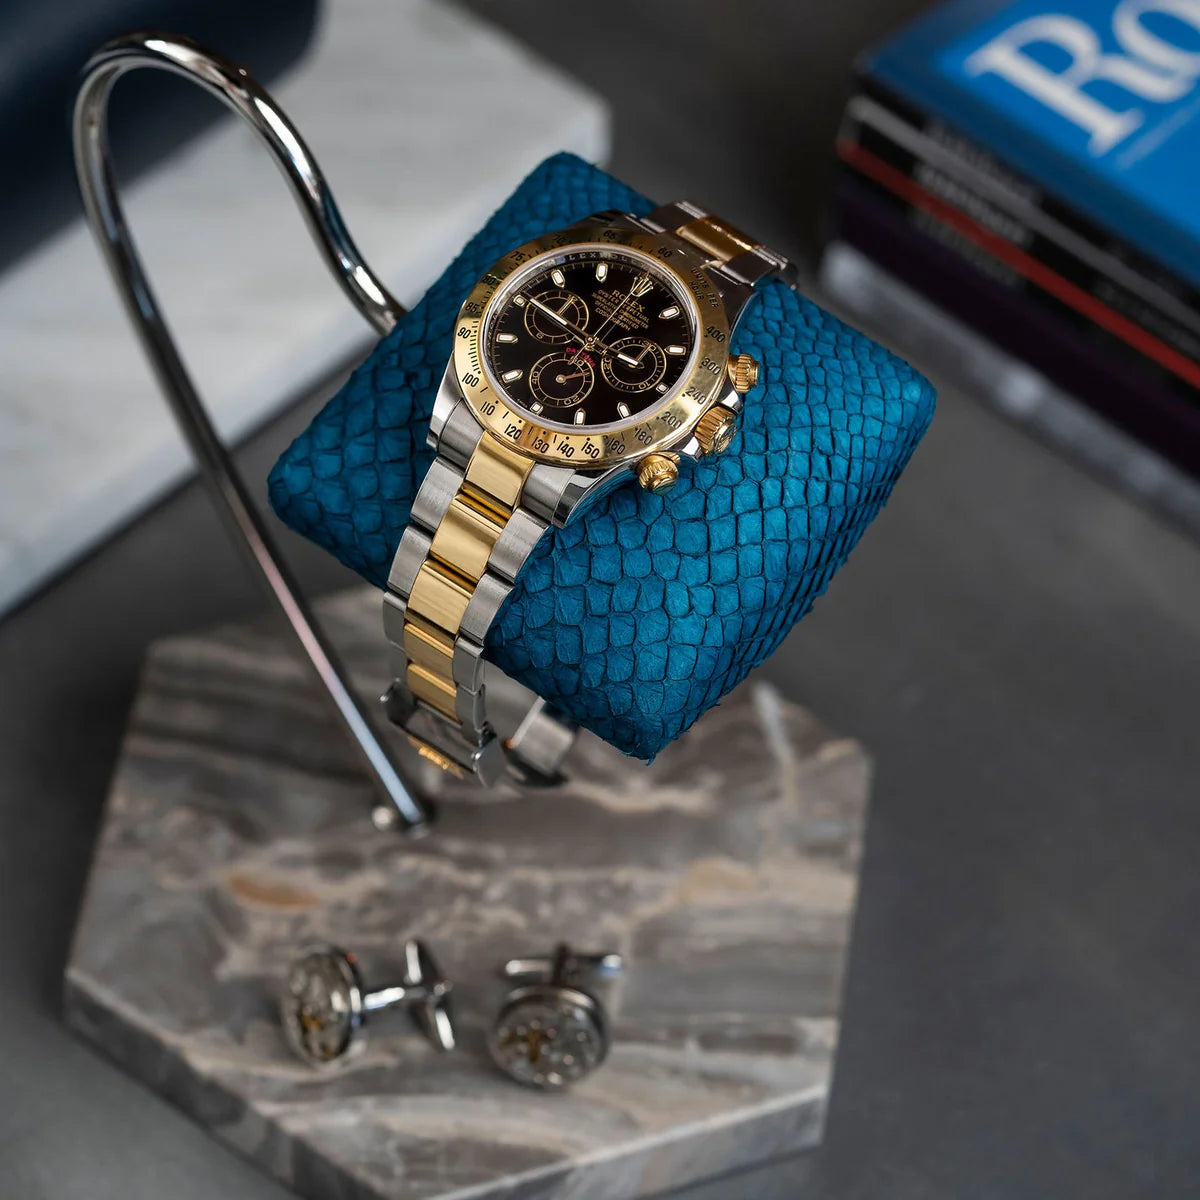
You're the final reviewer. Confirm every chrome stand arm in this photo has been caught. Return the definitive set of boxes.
[73,32,432,833]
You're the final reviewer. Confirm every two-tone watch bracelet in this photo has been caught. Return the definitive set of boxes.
[381,204,791,786]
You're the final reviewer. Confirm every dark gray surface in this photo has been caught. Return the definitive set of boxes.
[2,0,1199,1196]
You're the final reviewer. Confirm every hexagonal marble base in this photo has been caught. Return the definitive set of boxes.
[65,588,869,1200]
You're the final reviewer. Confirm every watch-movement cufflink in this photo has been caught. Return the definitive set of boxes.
[488,943,622,1090]
[280,938,454,1066]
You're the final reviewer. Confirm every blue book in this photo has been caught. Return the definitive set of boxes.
[865,0,1200,291]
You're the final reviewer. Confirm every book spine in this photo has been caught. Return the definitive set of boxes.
[856,75,1200,316]
[835,85,1200,405]
[827,172,1200,477]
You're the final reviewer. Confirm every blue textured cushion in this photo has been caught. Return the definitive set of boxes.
[269,154,935,759]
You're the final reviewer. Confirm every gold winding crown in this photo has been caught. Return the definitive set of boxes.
[728,353,760,395]
[636,453,679,493]
[695,405,739,456]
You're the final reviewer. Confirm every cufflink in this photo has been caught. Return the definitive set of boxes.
[280,938,455,1066]
[488,943,622,1089]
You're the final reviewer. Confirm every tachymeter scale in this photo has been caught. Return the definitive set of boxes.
[483,249,694,430]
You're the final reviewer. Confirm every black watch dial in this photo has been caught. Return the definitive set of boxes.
[482,248,696,430]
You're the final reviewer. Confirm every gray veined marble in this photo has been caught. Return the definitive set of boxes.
[65,588,870,1200]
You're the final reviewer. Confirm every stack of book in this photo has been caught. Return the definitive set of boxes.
[821,0,1200,528]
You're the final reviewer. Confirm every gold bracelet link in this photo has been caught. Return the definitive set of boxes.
[429,493,506,581]
[674,214,762,267]
[401,433,535,723]
[642,203,789,287]
[461,433,532,513]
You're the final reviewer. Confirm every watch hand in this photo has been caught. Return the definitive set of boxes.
[527,295,593,346]
[528,295,631,359]
[526,293,652,369]
[610,340,652,371]
[527,294,572,326]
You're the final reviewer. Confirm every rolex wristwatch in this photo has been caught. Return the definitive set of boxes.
[381,202,791,785]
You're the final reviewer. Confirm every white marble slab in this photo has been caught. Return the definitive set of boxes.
[0,0,609,616]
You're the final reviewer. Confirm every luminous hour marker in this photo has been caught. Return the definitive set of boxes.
[530,402,543,414]
[551,268,566,287]
[617,402,631,418]
[656,383,668,392]
[497,332,518,343]
[574,409,587,424]
[659,305,680,319]
[513,294,527,306]
[666,344,686,355]
[502,368,523,382]
[595,262,608,281]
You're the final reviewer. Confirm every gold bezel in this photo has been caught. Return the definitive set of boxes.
[453,225,731,469]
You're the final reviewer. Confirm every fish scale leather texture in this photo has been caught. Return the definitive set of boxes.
[269,154,935,760]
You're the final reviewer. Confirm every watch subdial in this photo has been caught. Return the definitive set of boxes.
[601,337,668,394]
[528,351,595,410]
[524,289,589,344]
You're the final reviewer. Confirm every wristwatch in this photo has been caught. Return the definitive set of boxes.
[381,201,792,786]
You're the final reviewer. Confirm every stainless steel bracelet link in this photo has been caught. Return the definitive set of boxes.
[381,403,578,787]
[639,201,795,290]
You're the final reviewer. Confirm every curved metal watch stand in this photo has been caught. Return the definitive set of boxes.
[73,32,431,833]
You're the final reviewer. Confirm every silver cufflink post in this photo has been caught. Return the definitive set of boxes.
[488,943,623,1090]
[281,939,455,1067]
